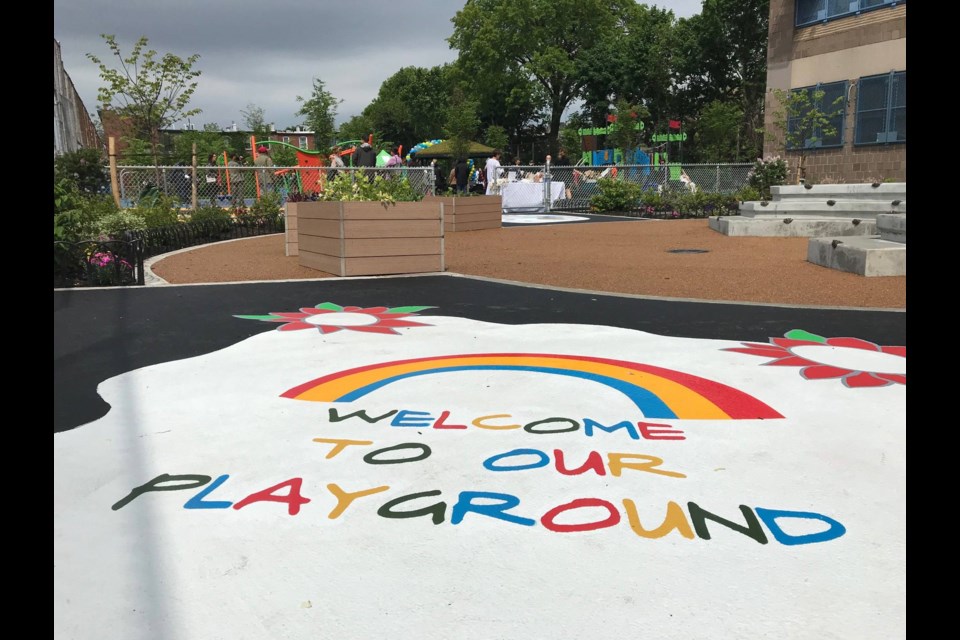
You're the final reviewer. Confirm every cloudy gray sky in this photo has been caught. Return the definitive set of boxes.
[54,0,703,131]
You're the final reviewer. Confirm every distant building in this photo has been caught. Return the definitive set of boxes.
[763,0,906,182]
[54,38,102,156]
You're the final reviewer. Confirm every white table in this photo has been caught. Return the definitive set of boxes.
[500,181,565,212]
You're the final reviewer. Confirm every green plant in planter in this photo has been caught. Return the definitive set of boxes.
[320,172,422,206]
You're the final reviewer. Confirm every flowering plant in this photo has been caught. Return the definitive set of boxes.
[747,156,788,199]
[87,250,135,286]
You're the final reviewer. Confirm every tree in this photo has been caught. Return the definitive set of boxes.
[577,4,678,127]
[444,87,479,162]
[296,78,342,152]
[768,87,844,183]
[696,100,744,162]
[604,99,650,161]
[87,34,202,173]
[241,104,270,135]
[674,0,769,159]
[363,66,453,150]
[449,0,636,154]
[483,125,509,155]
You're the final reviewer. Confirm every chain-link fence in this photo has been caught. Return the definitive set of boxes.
[548,163,753,212]
[110,162,751,214]
[114,165,437,208]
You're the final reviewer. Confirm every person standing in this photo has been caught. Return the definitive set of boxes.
[228,154,246,203]
[485,150,502,195]
[454,157,469,195]
[552,149,574,200]
[353,135,377,182]
[385,146,403,179]
[327,146,345,182]
[254,145,275,194]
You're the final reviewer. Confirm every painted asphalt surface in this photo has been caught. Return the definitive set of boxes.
[54,273,905,433]
[54,267,906,639]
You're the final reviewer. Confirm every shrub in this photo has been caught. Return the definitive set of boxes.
[320,173,422,205]
[55,148,109,195]
[189,205,233,224]
[734,186,762,203]
[55,192,121,241]
[747,156,788,199]
[129,194,181,228]
[590,178,642,212]
[85,249,136,286]
[94,210,148,239]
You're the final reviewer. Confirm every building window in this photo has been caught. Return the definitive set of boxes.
[299,136,308,149]
[795,0,903,27]
[786,81,847,149]
[854,71,905,145]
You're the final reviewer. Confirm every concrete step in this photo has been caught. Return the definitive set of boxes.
[709,216,876,237]
[877,213,906,243]
[772,182,906,201]
[740,200,906,216]
[807,236,906,276]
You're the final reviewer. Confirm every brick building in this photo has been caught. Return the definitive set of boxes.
[763,0,906,182]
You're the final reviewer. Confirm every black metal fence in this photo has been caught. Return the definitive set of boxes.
[127,213,285,260]
[54,239,145,288]
[53,214,285,288]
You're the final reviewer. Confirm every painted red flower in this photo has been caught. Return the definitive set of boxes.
[725,329,905,388]
[235,303,433,335]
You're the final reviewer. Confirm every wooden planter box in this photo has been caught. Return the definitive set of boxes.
[423,194,502,232]
[294,201,444,277]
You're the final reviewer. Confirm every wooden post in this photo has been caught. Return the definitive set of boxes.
[108,136,121,208]
[191,143,198,210]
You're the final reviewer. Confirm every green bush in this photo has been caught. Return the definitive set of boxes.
[320,173,422,204]
[94,210,148,239]
[590,178,642,212]
[55,192,121,241]
[747,156,788,199]
[129,194,181,228]
[189,205,233,224]
[734,186,762,203]
[55,148,109,195]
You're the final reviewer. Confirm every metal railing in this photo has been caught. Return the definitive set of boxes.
[54,239,145,288]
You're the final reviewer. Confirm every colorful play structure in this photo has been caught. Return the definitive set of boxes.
[202,135,403,200]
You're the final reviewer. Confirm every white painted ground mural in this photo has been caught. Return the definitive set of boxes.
[54,303,906,640]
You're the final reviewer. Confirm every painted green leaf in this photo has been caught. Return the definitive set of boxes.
[386,306,436,313]
[314,302,344,311]
[234,314,281,321]
[785,329,826,343]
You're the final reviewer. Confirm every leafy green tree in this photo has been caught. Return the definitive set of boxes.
[449,0,636,154]
[55,148,109,194]
[87,34,202,173]
[170,130,233,164]
[296,78,342,151]
[558,119,585,161]
[768,87,844,183]
[577,4,678,127]
[337,115,376,148]
[604,99,650,160]
[674,0,769,158]
[483,125,509,154]
[363,66,452,149]
[241,104,270,136]
[696,100,744,162]
[444,87,480,162]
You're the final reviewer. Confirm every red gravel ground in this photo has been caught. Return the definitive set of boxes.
[149,218,906,309]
